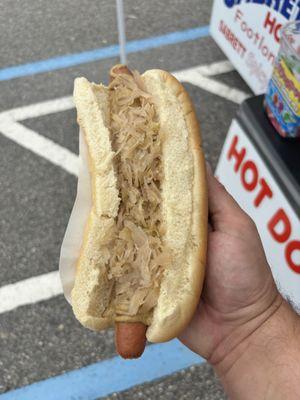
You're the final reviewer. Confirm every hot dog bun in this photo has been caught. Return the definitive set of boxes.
[71,66,207,345]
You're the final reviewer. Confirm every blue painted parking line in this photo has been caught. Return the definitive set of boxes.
[0,340,204,400]
[0,25,209,81]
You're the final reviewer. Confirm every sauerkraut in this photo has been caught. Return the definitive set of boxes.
[106,70,167,318]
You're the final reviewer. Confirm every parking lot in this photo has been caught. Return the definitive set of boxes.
[0,0,251,398]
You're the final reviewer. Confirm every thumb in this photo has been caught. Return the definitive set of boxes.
[206,163,249,232]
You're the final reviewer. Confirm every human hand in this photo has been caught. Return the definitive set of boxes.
[179,164,281,366]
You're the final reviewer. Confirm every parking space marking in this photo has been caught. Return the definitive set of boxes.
[0,119,78,176]
[182,74,248,104]
[0,271,62,315]
[0,25,209,81]
[0,96,74,121]
[0,60,249,315]
[174,59,234,77]
[174,60,249,104]
[0,339,204,400]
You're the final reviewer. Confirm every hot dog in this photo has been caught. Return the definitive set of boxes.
[115,322,147,359]
[110,64,147,359]
[71,64,207,358]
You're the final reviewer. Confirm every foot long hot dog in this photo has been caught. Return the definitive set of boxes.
[110,64,147,358]
[71,65,207,358]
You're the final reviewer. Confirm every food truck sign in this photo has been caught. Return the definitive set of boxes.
[216,120,300,305]
[210,0,300,94]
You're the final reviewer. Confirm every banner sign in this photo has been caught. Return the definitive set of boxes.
[216,119,300,305]
[210,0,300,94]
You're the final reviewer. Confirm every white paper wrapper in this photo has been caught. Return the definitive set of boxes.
[59,130,91,303]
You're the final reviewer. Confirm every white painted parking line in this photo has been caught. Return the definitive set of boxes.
[174,60,249,104]
[0,60,250,315]
[181,73,248,104]
[197,59,235,76]
[0,271,62,315]
[174,59,234,78]
[0,96,73,121]
[0,118,78,176]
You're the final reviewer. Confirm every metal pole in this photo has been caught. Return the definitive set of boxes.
[116,0,127,65]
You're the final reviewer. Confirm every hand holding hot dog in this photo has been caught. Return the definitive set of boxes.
[179,166,300,400]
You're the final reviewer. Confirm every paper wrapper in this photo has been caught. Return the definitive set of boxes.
[59,130,91,303]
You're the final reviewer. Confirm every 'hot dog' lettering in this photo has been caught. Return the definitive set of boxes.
[226,133,300,274]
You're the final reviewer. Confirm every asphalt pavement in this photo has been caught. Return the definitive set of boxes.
[0,0,250,398]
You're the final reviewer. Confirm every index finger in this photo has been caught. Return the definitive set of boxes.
[206,163,249,232]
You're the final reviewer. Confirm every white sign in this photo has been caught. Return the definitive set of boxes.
[210,0,300,94]
[216,120,300,305]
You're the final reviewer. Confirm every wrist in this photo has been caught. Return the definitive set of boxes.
[208,285,283,370]
[213,297,300,399]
